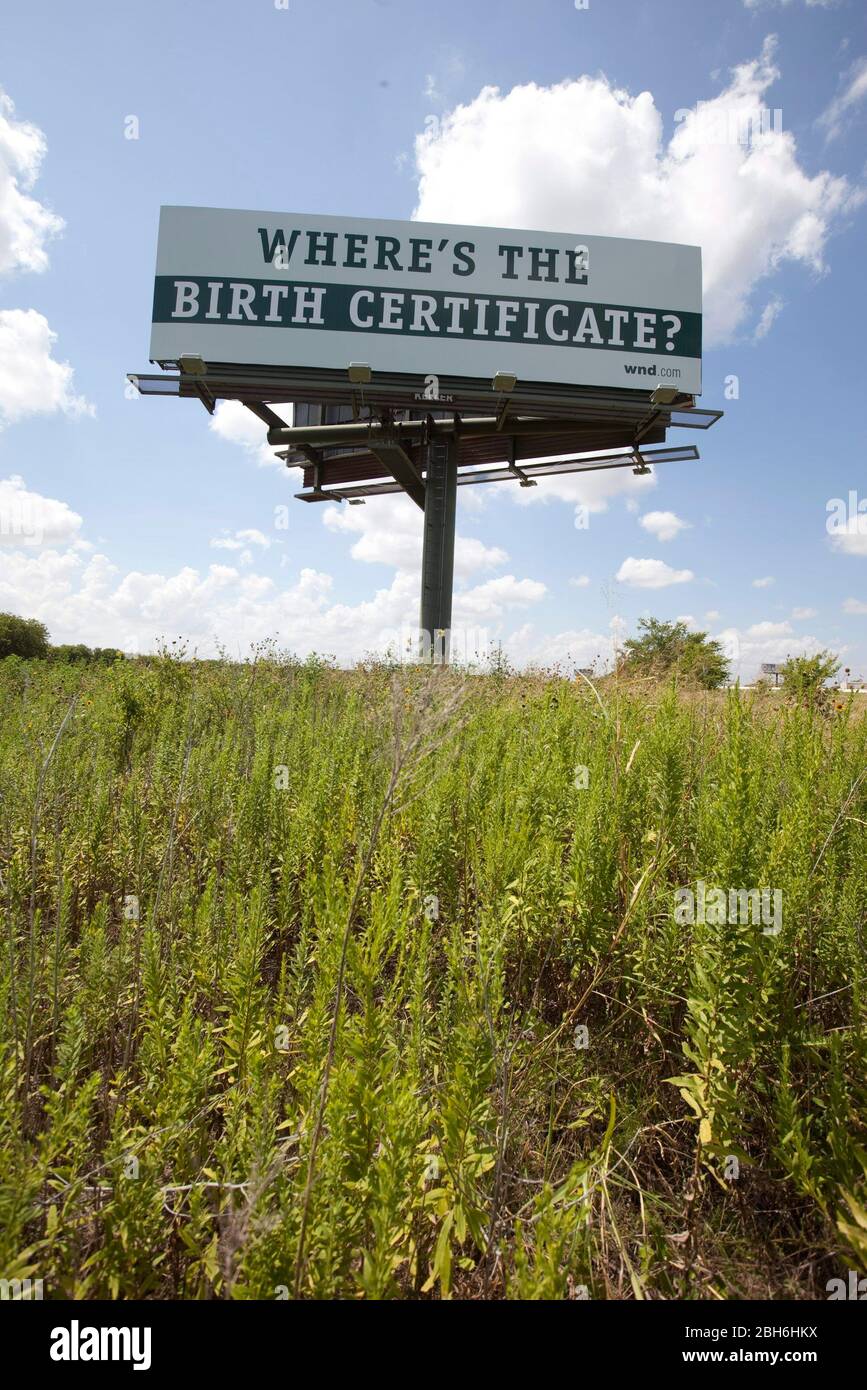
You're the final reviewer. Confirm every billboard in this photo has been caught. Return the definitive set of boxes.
[150,206,702,394]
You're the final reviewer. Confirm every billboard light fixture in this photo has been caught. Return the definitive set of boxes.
[650,385,679,406]
[178,354,207,377]
[348,362,372,384]
[492,371,517,393]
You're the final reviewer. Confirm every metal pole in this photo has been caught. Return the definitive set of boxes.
[419,435,458,665]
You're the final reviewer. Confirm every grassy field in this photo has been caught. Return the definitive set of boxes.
[1,653,865,1300]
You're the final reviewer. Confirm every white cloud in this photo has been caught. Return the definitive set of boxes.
[792,606,817,619]
[719,615,835,683]
[819,56,867,143]
[506,460,657,528]
[209,400,285,469]
[0,464,555,660]
[639,509,690,542]
[0,527,548,663]
[830,515,867,556]
[676,614,696,627]
[412,38,860,345]
[455,574,546,619]
[210,527,271,552]
[569,575,590,587]
[752,575,775,588]
[753,295,784,340]
[704,609,721,621]
[747,620,792,638]
[323,492,507,578]
[843,597,867,614]
[616,556,694,588]
[237,527,270,547]
[0,88,63,276]
[0,546,343,655]
[0,475,83,548]
[503,618,620,671]
[0,309,94,428]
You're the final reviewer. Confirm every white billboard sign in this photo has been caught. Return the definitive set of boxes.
[150,206,702,394]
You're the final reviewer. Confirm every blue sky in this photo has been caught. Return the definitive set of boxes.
[1,0,866,676]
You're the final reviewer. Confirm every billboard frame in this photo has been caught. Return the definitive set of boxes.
[129,358,721,664]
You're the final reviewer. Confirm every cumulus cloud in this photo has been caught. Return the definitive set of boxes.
[455,574,545,618]
[0,545,345,655]
[792,606,817,619]
[0,475,83,548]
[323,492,507,578]
[505,459,657,529]
[0,532,548,662]
[570,575,590,587]
[0,88,63,276]
[0,309,94,428]
[210,527,271,554]
[639,509,690,542]
[209,400,286,469]
[752,575,775,588]
[616,556,694,588]
[747,620,792,638]
[412,38,860,344]
[502,618,621,672]
[843,597,867,614]
[0,95,92,434]
[830,515,867,556]
[0,473,548,660]
[716,615,833,683]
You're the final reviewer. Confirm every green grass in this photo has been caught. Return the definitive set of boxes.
[1,653,865,1299]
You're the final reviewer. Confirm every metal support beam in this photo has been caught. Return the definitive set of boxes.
[268,414,591,449]
[368,442,426,509]
[419,434,458,664]
[244,401,289,431]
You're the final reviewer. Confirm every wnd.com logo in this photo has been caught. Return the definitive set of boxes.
[49,1320,152,1371]
[0,1276,43,1300]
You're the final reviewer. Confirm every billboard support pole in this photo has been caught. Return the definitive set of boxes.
[419,433,458,665]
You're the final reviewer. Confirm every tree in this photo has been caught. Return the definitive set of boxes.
[781,651,840,711]
[620,617,729,689]
[49,644,93,664]
[0,612,49,660]
[49,644,124,665]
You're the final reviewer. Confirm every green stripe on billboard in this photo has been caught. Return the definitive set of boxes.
[152,275,701,359]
